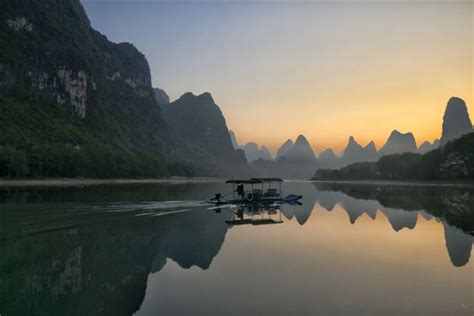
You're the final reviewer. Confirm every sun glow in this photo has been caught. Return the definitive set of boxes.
[84,1,473,154]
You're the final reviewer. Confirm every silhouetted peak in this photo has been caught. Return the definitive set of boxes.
[242,142,273,162]
[319,148,337,160]
[346,136,361,148]
[388,130,415,142]
[419,141,431,148]
[197,92,214,103]
[178,91,215,103]
[153,87,170,106]
[243,142,259,150]
[294,135,313,151]
[179,92,197,100]
[365,141,376,152]
[366,141,375,147]
[379,130,417,156]
[295,135,310,145]
[163,91,246,169]
[284,135,316,162]
[260,146,274,160]
[441,97,472,145]
[418,139,440,154]
[276,139,294,160]
[341,136,378,164]
[174,92,219,110]
[447,96,466,108]
[321,148,335,155]
[343,136,362,154]
[389,129,405,138]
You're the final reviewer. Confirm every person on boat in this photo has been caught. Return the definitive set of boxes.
[236,184,245,198]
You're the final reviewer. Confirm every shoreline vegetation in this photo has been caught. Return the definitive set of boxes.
[312,179,474,188]
[0,177,221,187]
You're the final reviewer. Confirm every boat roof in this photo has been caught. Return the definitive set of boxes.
[225,178,284,184]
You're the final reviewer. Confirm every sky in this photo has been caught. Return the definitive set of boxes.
[82,0,473,154]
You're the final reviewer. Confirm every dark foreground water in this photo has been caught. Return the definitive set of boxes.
[0,181,473,315]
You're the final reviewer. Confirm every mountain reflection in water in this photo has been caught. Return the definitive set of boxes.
[0,182,472,315]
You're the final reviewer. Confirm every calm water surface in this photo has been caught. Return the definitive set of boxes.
[0,181,473,315]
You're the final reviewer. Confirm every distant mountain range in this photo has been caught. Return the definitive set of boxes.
[248,135,319,179]
[240,143,273,162]
[232,96,472,178]
[313,131,474,181]
[229,132,274,163]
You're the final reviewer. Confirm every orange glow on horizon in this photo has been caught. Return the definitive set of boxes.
[217,3,473,154]
[228,94,472,155]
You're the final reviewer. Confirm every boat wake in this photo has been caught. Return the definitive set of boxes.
[3,201,209,239]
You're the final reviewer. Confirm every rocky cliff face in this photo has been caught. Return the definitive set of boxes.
[162,92,247,174]
[378,130,417,157]
[1,0,159,123]
[441,97,472,145]
[0,0,186,177]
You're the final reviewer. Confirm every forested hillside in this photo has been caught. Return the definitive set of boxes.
[0,0,242,178]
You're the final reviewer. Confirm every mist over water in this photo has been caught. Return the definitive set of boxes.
[0,181,472,315]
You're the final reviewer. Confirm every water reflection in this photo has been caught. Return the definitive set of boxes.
[0,182,472,315]
[223,204,284,226]
[312,182,473,267]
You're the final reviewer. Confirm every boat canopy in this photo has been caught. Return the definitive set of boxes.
[225,178,284,184]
